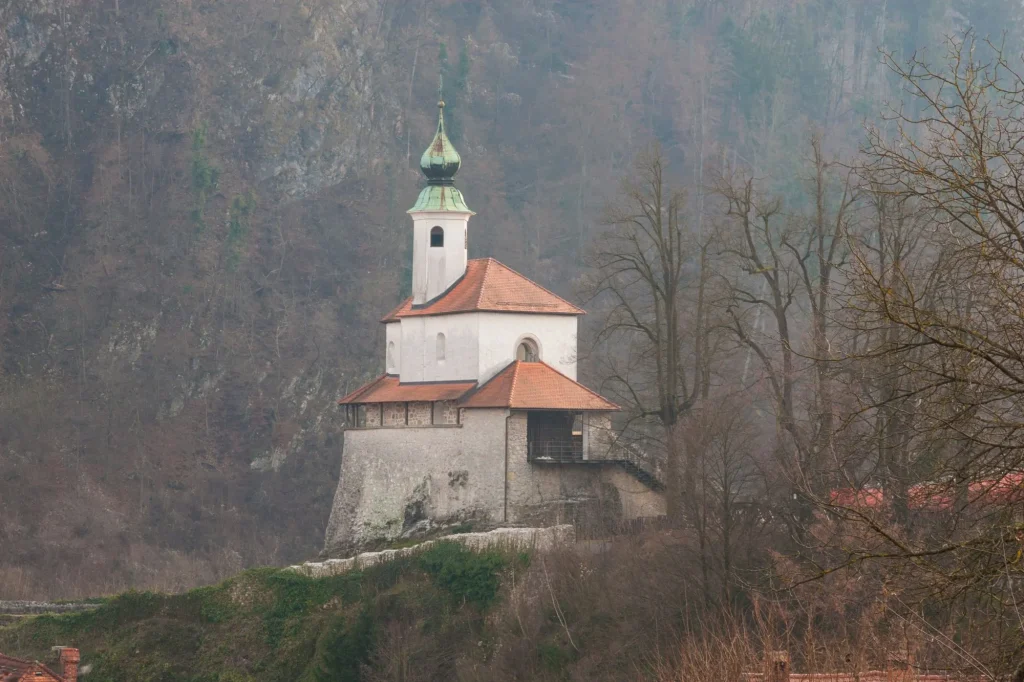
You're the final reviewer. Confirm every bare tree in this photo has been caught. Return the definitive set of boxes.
[583,144,714,521]
[680,399,761,604]
[714,136,857,524]
[816,32,1024,677]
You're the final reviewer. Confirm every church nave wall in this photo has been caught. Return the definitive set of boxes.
[477,313,578,383]
[399,314,481,383]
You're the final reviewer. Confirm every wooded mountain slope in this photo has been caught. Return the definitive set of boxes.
[0,0,1014,597]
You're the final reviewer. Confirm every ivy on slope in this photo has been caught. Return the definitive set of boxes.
[0,543,524,682]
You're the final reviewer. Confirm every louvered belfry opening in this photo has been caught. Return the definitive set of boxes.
[527,411,583,462]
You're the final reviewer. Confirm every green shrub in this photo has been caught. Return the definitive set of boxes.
[313,609,375,682]
[417,542,508,610]
[261,570,363,648]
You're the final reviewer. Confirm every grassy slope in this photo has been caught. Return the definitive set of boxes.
[0,542,524,682]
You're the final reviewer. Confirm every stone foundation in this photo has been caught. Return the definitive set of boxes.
[325,408,665,556]
[325,408,508,555]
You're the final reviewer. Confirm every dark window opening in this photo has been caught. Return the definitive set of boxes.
[516,339,539,362]
[527,411,584,462]
[430,226,444,247]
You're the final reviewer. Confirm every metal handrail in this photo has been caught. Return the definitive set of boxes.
[528,441,584,462]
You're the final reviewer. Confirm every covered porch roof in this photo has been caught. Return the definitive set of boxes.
[338,361,618,412]
[459,361,619,411]
[337,376,476,405]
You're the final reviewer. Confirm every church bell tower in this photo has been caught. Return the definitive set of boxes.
[408,80,474,305]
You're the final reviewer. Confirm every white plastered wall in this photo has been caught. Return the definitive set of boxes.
[385,322,401,375]
[477,312,578,383]
[398,313,481,383]
[397,311,578,384]
[409,210,471,304]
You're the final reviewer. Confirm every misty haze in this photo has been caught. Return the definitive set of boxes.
[1,1,1023,681]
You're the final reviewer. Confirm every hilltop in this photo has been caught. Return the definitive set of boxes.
[0,536,724,682]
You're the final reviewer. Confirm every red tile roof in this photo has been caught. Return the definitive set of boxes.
[459,361,619,411]
[338,363,618,412]
[381,258,584,322]
[830,472,1024,512]
[338,375,476,405]
[0,654,62,682]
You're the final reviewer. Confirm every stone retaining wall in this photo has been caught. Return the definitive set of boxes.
[292,525,574,579]
[0,601,101,615]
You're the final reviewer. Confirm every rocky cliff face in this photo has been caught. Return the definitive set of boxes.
[0,0,984,597]
[0,0,413,597]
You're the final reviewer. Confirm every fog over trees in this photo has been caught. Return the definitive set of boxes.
[3,0,1024,678]
[582,30,1024,679]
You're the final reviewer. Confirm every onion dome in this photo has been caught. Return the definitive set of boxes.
[409,78,473,214]
[419,99,461,185]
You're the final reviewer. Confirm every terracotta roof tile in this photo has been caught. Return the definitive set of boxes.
[381,258,583,322]
[0,654,62,682]
[830,471,1024,512]
[459,361,618,411]
[338,375,476,405]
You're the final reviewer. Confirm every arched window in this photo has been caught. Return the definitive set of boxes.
[387,341,396,372]
[436,333,446,361]
[516,339,539,362]
[430,226,444,247]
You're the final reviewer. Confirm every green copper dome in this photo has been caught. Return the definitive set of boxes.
[410,81,472,214]
[419,101,462,185]
[409,184,473,213]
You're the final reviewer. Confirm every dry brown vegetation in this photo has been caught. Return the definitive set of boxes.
[572,32,1024,679]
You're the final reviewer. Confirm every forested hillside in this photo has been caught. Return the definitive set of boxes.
[1,0,1019,598]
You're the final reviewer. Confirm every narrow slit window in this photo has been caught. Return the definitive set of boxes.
[436,333,446,361]
[430,226,444,247]
[387,341,396,372]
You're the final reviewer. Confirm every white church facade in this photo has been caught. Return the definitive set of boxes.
[324,95,665,555]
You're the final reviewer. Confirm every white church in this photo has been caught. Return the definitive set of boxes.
[324,94,664,554]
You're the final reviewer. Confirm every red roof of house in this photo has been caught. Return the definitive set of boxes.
[381,258,584,322]
[0,654,62,682]
[830,472,1024,512]
[459,361,619,411]
[338,375,477,405]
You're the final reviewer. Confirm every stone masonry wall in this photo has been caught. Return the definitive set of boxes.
[383,402,405,426]
[327,408,664,555]
[437,400,459,425]
[325,408,508,555]
[365,404,382,427]
[299,525,575,577]
[584,413,615,459]
[408,401,432,426]
[362,401,455,428]
[505,411,665,528]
